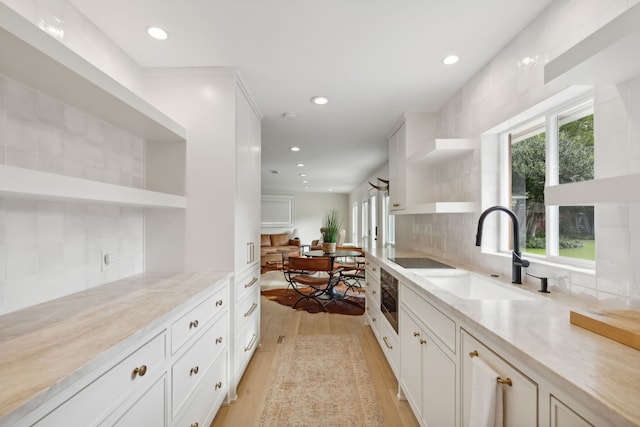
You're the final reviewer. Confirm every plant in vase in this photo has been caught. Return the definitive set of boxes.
[321,209,342,253]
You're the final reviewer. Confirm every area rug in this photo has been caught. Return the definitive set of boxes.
[261,285,365,315]
[259,334,385,427]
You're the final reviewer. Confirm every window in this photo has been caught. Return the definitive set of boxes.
[351,202,359,245]
[370,193,377,245]
[382,193,395,248]
[504,99,594,263]
[362,200,369,248]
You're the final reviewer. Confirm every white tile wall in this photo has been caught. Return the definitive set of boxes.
[0,76,145,314]
[396,0,640,305]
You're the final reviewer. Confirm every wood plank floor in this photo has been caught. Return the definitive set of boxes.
[210,293,419,427]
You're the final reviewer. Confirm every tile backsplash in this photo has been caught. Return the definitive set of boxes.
[0,76,145,314]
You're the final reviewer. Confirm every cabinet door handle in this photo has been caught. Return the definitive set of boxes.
[215,299,223,307]
[244,277,259,288]
[372,317,377,322]
[190,366,199,375]
[215,337,223,344]
[383,336,393,349]
[244,302,258,317]
[497,377,513,387]
[413,331,420,337]
[244,334,257,352]
[189,320,199,329]
[469,350,479,358]
[372,290,377,294]
[190,423,199,427]
[419,339,427,345]
[215,381,223,390]
[132,365,147,378]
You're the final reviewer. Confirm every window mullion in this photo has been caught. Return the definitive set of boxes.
[546,113,559,257]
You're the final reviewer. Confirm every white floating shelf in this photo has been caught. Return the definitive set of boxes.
[393,202,477,215]
[407,139,474,166]
[0,165,186,208]
[544,3,640,85]
[0,3,186,143]
[545,173,640,205]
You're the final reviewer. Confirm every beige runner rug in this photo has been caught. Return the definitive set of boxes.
[259,334,385,427]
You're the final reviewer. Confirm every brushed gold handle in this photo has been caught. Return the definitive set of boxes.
[372,317,377,322]
[190,366,199,375]
[469,350,479,358]
[215,381,222,390]
[190,423,199,427]
[245,334,257,352]
[372,290,377,294]
[189,320,199,329]
[383,336,393,349]
[413,331,420,337]
[497,377,513,387]
[419,339,427,345]
[373,267,377,271]
[244,277,259,288]
[132,365,147,378]
[215,299,223,307]
[244,302,258,317]
[215,337,223,344]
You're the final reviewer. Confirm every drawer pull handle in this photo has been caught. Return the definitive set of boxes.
[189,320,199,329]
[190,366,199,376]
[244,302,258,317]
[497,377,513,387]
[132,365,147,378]
[215,299,223,307]
[244,277,259,288]
[215,337,223,344]
[372,290,377,294]
[244,334,257,352]
[419,339,427,345]
[215,381,223,390]
[383,336,393,349]
[372,317,377,322]
[413,331,420,337]
[469,350,479,358]
[190,423,199,427]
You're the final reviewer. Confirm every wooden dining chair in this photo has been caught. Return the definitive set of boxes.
[283,256,342,311]
[336,247,366,297]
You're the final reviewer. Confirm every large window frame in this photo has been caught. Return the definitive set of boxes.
[499,96,595,269]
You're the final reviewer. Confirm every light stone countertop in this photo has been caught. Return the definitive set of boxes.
[0,271,232,424]
[367,247,640,427]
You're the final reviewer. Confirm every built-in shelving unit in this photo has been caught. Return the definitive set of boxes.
[544,2,640,85]
[406,139,474,166]
[0,165,186,208]
[0,4,187,208]
[395,202,477,215]
[545,173,640,206]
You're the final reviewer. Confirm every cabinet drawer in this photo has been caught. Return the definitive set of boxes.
[171,284,227,354]
[550,396,594,427]
[403,284,455,353]
[172,316,227,418]
[365,277,380,306]
[106,375,166,427]
[35,332,166,427]
[366,299,381,338]
[235,286,260,335]
[235,266,260,303]
[235,315,259,382]
[174,350,227,427]
[364,258,379,282]
[461,330,538,427]
[380,319,399,377]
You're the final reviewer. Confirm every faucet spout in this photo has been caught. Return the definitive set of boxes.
[476,206,529,284]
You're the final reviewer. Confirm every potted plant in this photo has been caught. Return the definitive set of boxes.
[321,209,342,253]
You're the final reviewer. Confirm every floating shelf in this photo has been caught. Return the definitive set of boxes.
[545,173,640,205]
[406,139,474,166]
[393,202,476,215]
[0,165,186,208]
[544,3,640,85]
[0,3,186,143]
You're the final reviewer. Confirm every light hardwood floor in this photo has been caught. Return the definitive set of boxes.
[210,292,420,426]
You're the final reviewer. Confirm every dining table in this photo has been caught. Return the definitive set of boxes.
[304,249,363,270]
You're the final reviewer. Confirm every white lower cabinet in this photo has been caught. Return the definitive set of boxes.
[109,376,167,427]
[461,330,538,427]
[400,308,456,427]
[550,396,594,427]
[379,318,400,377]
[233,268,261,386]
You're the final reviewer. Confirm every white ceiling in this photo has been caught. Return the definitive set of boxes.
[70,0,552,194]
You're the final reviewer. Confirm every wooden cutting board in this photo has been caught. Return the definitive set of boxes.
[570,309,640,351]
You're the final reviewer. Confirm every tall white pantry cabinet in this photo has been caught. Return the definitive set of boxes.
[143,68,262,400]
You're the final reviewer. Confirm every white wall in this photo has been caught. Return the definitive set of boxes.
[390,0,640,305]
[261,191,349,246]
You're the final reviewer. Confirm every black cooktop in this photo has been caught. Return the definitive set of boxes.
[388,257,454,269]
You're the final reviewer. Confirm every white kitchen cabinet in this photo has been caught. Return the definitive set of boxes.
[379,317,400,377]
[107,376,167,427]
[550,396,594,427]
[388,123,406,211]
[365,257,382,338]
[232,265,261,393]
[461,330,538,427]
[399,306,456,427]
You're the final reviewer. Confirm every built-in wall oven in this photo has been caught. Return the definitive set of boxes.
[380,268,398,333]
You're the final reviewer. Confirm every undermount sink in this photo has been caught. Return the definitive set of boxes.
[408,269,535,301]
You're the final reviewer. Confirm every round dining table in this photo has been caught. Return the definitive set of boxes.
[304,249,363,270]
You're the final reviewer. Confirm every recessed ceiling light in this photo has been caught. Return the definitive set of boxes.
[290,146,300,152]
[270,170,279,174]
[442,55,459,65]
[147,26,169,40]
[302,180,309,184]
[328,188,333,192]
[304,185,310,189]
[296,163,304,167]
[282,112,298,120]
[310,96,328,105]
[299,173,307,177]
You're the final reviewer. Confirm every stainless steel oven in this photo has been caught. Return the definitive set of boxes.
[380,268,398,333]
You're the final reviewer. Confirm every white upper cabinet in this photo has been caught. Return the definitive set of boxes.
[544,3,640,85]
